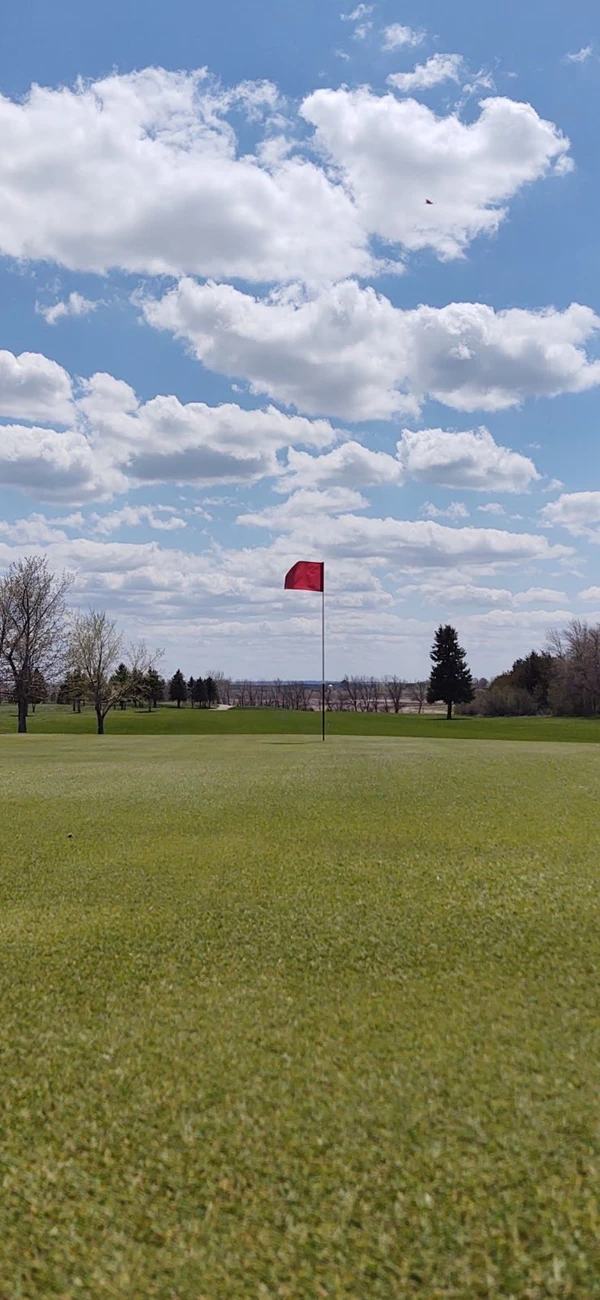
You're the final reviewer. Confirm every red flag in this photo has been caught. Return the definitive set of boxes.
[284,561,324,593]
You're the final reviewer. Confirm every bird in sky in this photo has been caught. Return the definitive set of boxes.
[425,199,434,205]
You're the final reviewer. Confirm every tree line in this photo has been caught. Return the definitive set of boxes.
[1,554,599,734]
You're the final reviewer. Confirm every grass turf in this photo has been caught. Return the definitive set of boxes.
[1,734,600,1297]
[1,701,600,742]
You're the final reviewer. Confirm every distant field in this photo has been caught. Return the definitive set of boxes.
[1,701,599,742]
[1,733,600,1295]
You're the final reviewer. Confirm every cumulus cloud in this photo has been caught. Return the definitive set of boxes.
[418,581,567,607]
[0,350,73,424]
[397,427,540,492]
[382,24,424,50]
[0,424,120,501]
[422,501,470,520]
[142,279,600,420]
[89,505,188,534]
[0,356,339,502]
[279,442,404,492]
[387,54,463,93]
[278,512,572,568]
[477,502,506,515]
[541,491,600,539]
[0,68,573,282]
[0,68,371,285]
[238,487,368,530]
[580,586,600,601]
[37,292,99,326]
[300,89,572,260]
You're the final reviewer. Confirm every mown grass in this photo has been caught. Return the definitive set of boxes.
[1,701,599,742]
[1,734,600,1297]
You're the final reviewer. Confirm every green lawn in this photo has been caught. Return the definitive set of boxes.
[2,701,600,742]
[1,737,600,1297]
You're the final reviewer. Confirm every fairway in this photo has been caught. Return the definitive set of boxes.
[2,736,600,1297]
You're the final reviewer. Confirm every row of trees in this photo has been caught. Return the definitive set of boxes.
[168,670,220,709]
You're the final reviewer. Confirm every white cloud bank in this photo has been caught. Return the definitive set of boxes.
[142,279,600,420]
[0,68,573,280]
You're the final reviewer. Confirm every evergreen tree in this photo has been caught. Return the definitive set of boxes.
[111,662,131,710]
[427,625,474,720]
[193,677,208,708]
[57,670,87,713]
[145,669,165,709]
[206,675,219,707]
[169,669,187,708]
[30,668,48,713]
[187,676,196,707]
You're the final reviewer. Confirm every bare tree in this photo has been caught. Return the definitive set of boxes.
[69,608,162,734]
[386,676,404,713]
[409,680,428,714]
[341,676,361,711]
[0,556,73,733]
[547,620,600,716]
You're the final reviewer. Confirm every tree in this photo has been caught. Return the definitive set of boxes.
[69,608,160,734]
[206,676,219,708]
[427,625,474,721]
[0,555,73,733]
[187,676,196,707]
[58,671,87,712]
[193,677,208,708]
[409,681,428,715]
[146,670,165,709]
[169,669,187,708]
[386,677,404,713]
[547,620,600,716]
[112,663,131,710]
[30,669,48,713]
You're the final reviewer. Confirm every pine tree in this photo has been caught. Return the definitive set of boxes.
[169,669,187,709]
[427,624,474,720]
[145,669,165,709]
[206,676,219,708]
[30,669,48,713]
[193,677,208,708]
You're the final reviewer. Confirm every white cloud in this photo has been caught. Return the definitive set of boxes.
[388,54,464,93]
[397,427,540,492]
[580,586,600,602]
[382,24,424,50]
[422,501,470,520]
[541,491,600,539]
[238,487,368,530]
[477,502,506,515]
[565,47,593,63]
[0,69,574,283]
[300,89,572,260]
[0,350,73,423]
[142,279,600,421]
[418,582,567,607]
[341,4,372,20]
[89,505,188,534]
[279,512,572,568]
[0,424,120,501]
[0,356,340,502]
[0,68,372,286]
[37,292,98,326]
[280,442,404,491]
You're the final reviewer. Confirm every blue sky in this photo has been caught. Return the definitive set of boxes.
[0,0,598,679]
